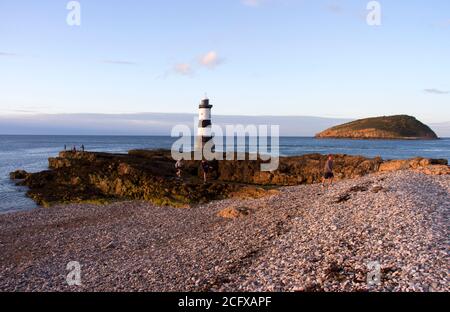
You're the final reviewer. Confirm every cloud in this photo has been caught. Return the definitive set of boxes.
[199,51,224,69]
[163,50,224,78]
[174,63,193,76]
[0,52,19,57]
[102,59,137,65]
[424,88,449,95]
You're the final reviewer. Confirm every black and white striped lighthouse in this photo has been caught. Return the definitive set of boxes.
[196,95,214,152]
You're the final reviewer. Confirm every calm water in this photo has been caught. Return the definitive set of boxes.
[1,135,449,214]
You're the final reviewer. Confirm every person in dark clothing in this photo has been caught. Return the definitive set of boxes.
[81,144,85,152]
[322,154,334,188]
[175,158,184,179]
[201,160,210,183]
[64,144,66,151]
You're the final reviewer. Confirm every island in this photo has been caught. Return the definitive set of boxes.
[315,115,438,140]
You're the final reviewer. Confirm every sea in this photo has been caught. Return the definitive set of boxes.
[1,135,449,214]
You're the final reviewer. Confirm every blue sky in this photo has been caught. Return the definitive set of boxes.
[0,0,449,122]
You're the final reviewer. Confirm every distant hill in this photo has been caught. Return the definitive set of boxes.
[316,115,438,140]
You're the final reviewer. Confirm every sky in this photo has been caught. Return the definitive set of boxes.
[0,0,449,124]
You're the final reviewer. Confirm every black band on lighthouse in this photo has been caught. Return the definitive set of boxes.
[199,120,212,127]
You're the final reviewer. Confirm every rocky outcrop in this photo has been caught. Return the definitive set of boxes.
[10,149,448,207]
[316,115,438,140]
[379,158,448,175]
[9,170,30,180]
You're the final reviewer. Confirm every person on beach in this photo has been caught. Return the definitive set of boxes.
[201,160,210,183]
[72,145,77,152]
[64,144,66,151]
[175,158,184,179]
[322,154,334,188]
[81,144,85,152]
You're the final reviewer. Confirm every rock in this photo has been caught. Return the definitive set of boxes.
[229,186,279,199]
[371,185,384,193]
[416,165,450,176]
[349,184,369,192]
[15,150,385,207]
[335,193,351,203]
[13,149,446,208]
[103,241,118,250]
[379,158,448,173]
[217,206,252,219]
[9,170,29,180]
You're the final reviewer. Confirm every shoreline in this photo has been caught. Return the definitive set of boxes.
[0,169,448,292]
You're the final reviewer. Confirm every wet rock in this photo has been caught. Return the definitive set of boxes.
[9,170,29,180]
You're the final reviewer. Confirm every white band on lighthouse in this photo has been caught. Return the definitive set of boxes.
[199,108,211,120]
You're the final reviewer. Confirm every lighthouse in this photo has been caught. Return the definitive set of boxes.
[196,95,214,153]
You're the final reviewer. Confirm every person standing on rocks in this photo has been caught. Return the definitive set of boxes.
[175,158,184,180]
[322,154,334,188]
[201,160,210,183]
[81,144,85,152]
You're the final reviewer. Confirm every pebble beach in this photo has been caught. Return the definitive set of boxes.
[0,170,448,292]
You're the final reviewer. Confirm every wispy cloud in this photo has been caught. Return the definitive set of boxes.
[174,63,193,76]
[199,51,224,69]
[102,59,137,65]
[165,51,224,78]
[424,88,449,95]
[0,52,19,57]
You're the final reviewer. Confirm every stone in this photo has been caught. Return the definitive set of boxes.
[9,170,29,180]
[371,185,384,193]
[217,206,252,219]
